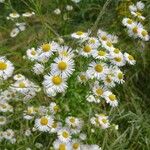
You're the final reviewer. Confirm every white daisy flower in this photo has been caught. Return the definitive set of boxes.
[101,40,114,51]
[103,74,116,88]
[32,63,44,75]
[22,12,35,17]
[23,106,36,120]
[86,95,96,103]
[114,70,125,84]
[49,102,59,114]
[122,18,135,28]
[43,74,68,94]
[0,102,13,113]
[0,116,6,125]
[37,41,59,62]
[65,116,80,128]
[131,11,145,20]
[58,46,74,59]
[51,57,75,78]
[136,1,145,11]
[87,37,101,48]
[10,28,20,37]
[96,114,110,129]
[138,28,149,41]
[35,116,54,132]
[71,139,81,150]
[53,139,71,150]
[0,56,14,80]
[13,74,25,81]
[57,128,71,143]
[86,62,108,80]
[129,4,137,12]
[124,53,136,65]
[44,88,57,97]
[77,72,88,83]
[92,48,108,60]
[104,91,118,107]
[9,12,20,19]
[66,5,73,11]
[50,121,62,133]
[3,129,15,140]
[111,53,126,67]
[54,8,61,15]
[26,47,38,61]
[71,31,88,39]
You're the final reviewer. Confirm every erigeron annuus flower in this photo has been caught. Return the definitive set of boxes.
[71,31,88,39]
[9,12,20,19]
[71,139,81,150]
[35,116,54,132]
[109,47,122,57]
[92,82,106,97]
[13,74,25,81]
[131,11,145,20]
[57,128,71,143]
[0,56,14,80]
[26,47,38,61]
[104,91,118,107]
[101,40,114,51]
[51,57,75,78]
[137,28,149,41]
[0,116,7,125]
[32,63,44,75]
[103,74,116,88]
[136,1,145,10]
[65,116,80,128]
[92,48,108,60]
[111,53,126,67]
[58,46,74,59]
[77,72,88,83]
[0,102,13,113]
[49,102,60,114]
[3,129,15,140]
[37,41,59,62]
[54,8,61,15]
[87,37,100,48]
[53,139,71,150]
[96,114,110,129]
[114,69,124,84]
[122,18,135,28]
[10,28,20,37]
[22,12,35,17]
[50,121,62,133]
[23,106,36,120]
[86,62,108,80]
[86,95,97,103]
[43,74,68,94]
[124,53,136,65]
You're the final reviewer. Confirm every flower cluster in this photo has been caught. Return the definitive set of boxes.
[7,11,35,37]
[122,1,149,41]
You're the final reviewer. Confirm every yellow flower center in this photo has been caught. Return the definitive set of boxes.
[80,75,86,81]
[19,82,26,88]
[52,76,62,85]
[106,76,112,83]
[58,61,67,70]
[83,45,92,53]
[62,131,69,138]
[76,31,84,36]
[52,122,58,128]
[27,107,34,114]
[40,117,48,125]
[96,88,103,96]
[114,57,122,62]
[106,41,112,47]
[0,61,7,70]
[109,94,116,101]
[127,19,133,24]
[54,105,59,112]
[60,51,68,57]
[141,30,148,37]
[69,117,75,123]
[114,48,120,54]
[42,43,51,52]
[136,12,142,16]
[89,39,96,44]
[128,55,134,60]
[31,50,36,55]
[132,27,138,33]
[98,50,106,56]
[73,143,80,149]
[118,73,123,79]
[101,36,107,41]
[59,144,66,150]
[95,64,103,73]
[0,117,5,122]
[102,118,107,124]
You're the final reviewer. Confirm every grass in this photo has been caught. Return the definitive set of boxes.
[0,0,150,149]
